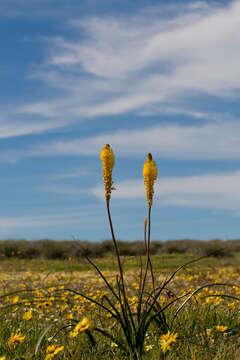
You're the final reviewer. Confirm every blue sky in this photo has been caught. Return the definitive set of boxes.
[0,0,240,241]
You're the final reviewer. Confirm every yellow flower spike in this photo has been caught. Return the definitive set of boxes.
[143,153,157,207]
[144,216,147,228]
[100,144,115,201]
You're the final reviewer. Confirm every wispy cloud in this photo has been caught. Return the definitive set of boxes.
[18,0,240,121]
[6,120,239,162]
[45,184,89,196]
[0,212,96,231]
[0,202,104,235]
[2,1,240,143]
[92,170,240,215]
[50,167,93,180]
[0,116,68,140]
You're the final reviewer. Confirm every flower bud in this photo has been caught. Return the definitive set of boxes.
[143,153,157,207]
[100,144,115,201]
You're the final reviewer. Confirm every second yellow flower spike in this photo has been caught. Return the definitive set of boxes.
[100,144,115,201]
[143,153,157,207]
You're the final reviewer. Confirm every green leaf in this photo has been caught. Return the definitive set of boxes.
[85,330,96,352]
[35,323,54,356]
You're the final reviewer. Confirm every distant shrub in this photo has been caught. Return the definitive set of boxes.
[161,239,203,255]
[118,241,145,256]
[35,239,68,259]
[0,238,238,260]
[225,239,240,252]
[148,241,162,255]
[200,239,232,258]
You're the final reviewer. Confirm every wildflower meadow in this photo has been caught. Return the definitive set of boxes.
[0,145,240,359]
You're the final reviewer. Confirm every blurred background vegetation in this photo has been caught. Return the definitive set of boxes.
[0,238,239,259]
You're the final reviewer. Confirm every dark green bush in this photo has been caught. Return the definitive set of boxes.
[200,239,232,258]
[0,238,238,260]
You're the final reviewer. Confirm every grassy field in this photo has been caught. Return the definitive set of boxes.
[0,254,240,359]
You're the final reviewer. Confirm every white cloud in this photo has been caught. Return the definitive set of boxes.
[137,106,208,119]
[0,116,67,140]
[50,167,93,180]
[18,102,58,117]
[3,0,232,129]
[2,1,240,142]
[45,184,89,195]
[11,120,240,161]
[92,170,240,215]
[19,0,240,120]
[0,208,103,232]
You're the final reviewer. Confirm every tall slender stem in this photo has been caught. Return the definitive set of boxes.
[139,217,148,316]
[106,199,127,312]
[148,206,155,294]
[140,206,155,315]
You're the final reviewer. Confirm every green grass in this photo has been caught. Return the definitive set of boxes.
[0,254,240,359]
[1,252,240,272]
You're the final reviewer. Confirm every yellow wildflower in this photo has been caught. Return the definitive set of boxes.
[12,296,19,304]
[143,153,157,207]
[8,333,25,347]
[45,344,64,359]
[43,301,52,308]
[215,325,228,332]
[48,287,56,293]
[228,301,237,309]
[146,345,153,351]
[69,317,94,338]
[23,310,32,320]
[100,144,115,201]
[36,303,44,310]
[206,329,212,336]
[111,342,118,348]
[0,356,6,360]
[160,330,178,353]
[66,313,73,320]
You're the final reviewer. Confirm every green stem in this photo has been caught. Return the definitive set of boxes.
[139,206,155,318]
[139,216,148,318]
[147,206,155,294]
[106,199,127,315]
